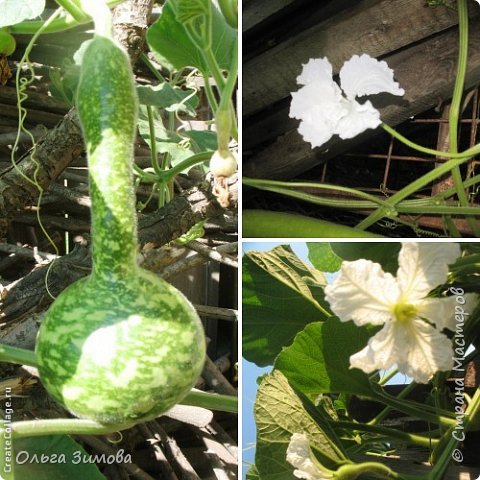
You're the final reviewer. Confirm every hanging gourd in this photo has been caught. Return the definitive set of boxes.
[35,1,206,425]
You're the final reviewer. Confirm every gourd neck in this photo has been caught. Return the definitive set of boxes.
[76,36,140,276]
[89,148,139,277]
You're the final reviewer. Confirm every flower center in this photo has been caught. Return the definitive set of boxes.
[393,302,417,324]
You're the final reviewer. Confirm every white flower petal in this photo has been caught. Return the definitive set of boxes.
[325,259,401,326]
[290,82,346,148]
[286,433,333,480]
[349,322,400,374]
[396,319,454,383]
[350,318,454,383]
[420,294,479,331]
[397,243,461,300]
[296,58,334,87]
[339,54,405,100]
[335,98,381,139]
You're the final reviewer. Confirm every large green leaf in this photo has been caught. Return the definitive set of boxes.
[12,435,106,479]
[331,243,401,275]
[0,0,45,28]
[137,83,198,115]
[243,245,331,366]
[147,0,236,73]
[307,243,342,273]
[254,370,345,480]
[275,318,376,397]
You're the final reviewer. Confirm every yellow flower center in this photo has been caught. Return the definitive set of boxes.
[393,302,417,324]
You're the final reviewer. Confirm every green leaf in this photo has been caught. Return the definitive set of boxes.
[243,245,331,366]
[147,0,236,73]
[245,464,260,480]
[137,83,198,115]
[12,435,106,479]
[331,243,401,275]
[307,243,342,273]
[0,0,45,28]
[254,370,345,480]
[183,130,217,152]
[137,106,213,173]
[275,317,376,397]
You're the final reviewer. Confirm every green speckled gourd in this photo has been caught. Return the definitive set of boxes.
[35,35,206,425]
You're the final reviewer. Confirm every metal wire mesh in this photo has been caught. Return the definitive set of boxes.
[319,88,479,204]
[246,87,480,236]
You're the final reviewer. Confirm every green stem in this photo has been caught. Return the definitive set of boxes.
[381,123,480,159]
[140,52,165,83]
[435,174,480,200]
[54,0,89,21]
[0,344,37,367]
[1,418,136,438]
[133,163,158,183]
[243,177,480,215]
[337,461,422,480]
[182,390,237,413]
[79,0,112,38]
[372,390,456,427]
[217,37,238,142]
[158,151,212,182]
[0,391,237,439]
[203,48,226,92]
[203,77,219,111]
[447,0,480,236]
[146,106,161,176]
[427,388,480,480]
[334,421,438,448]
[378,368,398,386]
[10,0,126,34]
[244,177,394,209]
[356,155,473,230]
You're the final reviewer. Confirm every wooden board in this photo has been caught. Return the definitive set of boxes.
[242,0,298,32]
[243,0,462,117]
[243,26,480,180]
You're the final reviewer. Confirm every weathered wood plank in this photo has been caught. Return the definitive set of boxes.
[243,0,462,116]
[244,26,480,180]
[242,0,298,32]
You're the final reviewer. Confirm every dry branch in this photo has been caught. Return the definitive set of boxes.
[0,177,237,329]
[244,26,480,179]
[0,0,155,240]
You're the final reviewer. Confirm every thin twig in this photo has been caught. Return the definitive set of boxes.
[186,240,238,268]
[77,435,156,480]
[49,182,91,207]
[137,423,179,480]
[0,243,58,262]
[202,355,237,395]
[150,420,201,480]
[162,243,237,280]
[193,304,238,322]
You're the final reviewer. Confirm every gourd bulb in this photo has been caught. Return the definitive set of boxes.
[209,149,237,177]
[0,31,16,56]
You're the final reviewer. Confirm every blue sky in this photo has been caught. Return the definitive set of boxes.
[242,242,310,479]
[241,242,410,478]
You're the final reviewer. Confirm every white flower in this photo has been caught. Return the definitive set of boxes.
[324,243,473,383]
[286,433,334,480]
[289,54,404,148]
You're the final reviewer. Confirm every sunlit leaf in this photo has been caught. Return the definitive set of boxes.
[243,245,331,366]
[307,243,342,273]
[275,317,376,397]
[254,370,346,479]
[0,0,45,28]
[147,0,236,73]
